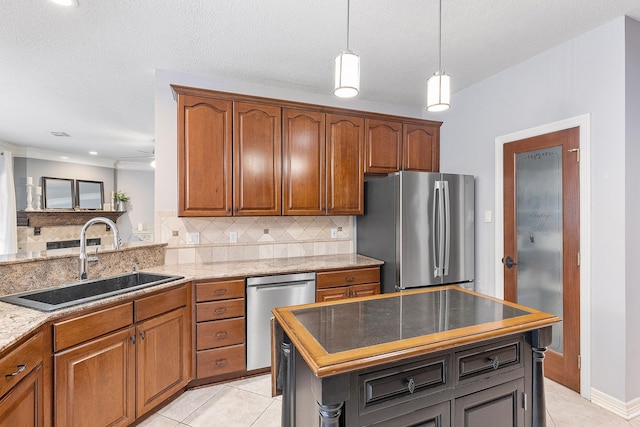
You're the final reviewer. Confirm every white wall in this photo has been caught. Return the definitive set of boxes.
[115,168,154,242]
[624,17,640,403]
[429,16,633,405]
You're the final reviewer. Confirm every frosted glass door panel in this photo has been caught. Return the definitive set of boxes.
[516,146,563,353]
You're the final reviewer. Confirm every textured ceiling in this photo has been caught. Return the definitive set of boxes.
[2,0,640,166]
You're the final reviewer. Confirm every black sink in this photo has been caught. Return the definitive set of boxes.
[0,272,184,312]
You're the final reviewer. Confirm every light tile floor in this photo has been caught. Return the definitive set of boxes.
[139,375,640,426]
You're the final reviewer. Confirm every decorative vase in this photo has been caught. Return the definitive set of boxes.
[116,200,125,212]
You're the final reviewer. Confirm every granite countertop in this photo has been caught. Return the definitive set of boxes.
[0,254,382,354]
[272,285,560,378]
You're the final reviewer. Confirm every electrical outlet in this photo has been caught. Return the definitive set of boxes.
[186,232,199,244]
[330,228,338,239]
[229,231,238,243]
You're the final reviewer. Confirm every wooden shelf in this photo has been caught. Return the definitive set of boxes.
[17,210,125,228]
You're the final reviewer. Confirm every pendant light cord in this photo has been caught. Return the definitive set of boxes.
[438,0,442,71]
[346,0,351,51]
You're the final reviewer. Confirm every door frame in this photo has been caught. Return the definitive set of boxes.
[493,114,591,398]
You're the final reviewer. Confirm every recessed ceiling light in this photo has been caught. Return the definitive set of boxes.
[89,151,98,155]
[50,0,79,7]
[51,131,70,137]
[60,156,69,160]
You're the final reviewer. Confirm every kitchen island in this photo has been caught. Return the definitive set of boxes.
[272,285,560,427]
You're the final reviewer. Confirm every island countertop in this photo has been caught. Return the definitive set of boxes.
[272,285,560,378]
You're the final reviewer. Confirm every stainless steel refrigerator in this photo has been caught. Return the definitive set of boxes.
[357,171,475,293]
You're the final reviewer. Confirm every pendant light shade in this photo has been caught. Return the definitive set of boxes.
[426,70,450,112]
[426,0,450,112]
[334,49,360,98]
[334,0,359,98]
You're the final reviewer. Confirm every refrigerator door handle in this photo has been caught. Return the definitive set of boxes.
[433,180,446,278]
[443,180,451,276]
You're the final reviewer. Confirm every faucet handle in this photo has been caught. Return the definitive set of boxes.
[132,264,138,272]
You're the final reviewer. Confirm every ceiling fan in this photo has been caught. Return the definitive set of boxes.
[119,149,156,168]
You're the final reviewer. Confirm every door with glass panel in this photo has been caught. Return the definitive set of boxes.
[503,127,580,392]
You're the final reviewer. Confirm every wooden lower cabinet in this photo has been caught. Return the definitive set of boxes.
[136,307,190,417]
[52,285,191,427]
[0,365,44,427]
[316,283,380,302]
[316,266,381,302]
[54,328,136,427]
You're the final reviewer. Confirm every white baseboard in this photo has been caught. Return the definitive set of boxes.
[590,387,640,420]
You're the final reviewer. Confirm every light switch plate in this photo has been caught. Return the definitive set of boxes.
[330,228,338,239]
[484,210,492,223]
[186,232,199,244]
[229,231,238,243]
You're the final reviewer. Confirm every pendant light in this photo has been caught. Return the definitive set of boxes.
[426,0,450,112]
[334,0,360,98]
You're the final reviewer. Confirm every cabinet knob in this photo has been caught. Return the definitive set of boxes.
[346,277,355,282]
[5,364,26,377]
[406,377,416,394]
[140,331,146,340]
[488,356,500,370]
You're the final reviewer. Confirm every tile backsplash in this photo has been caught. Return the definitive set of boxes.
[156,212,354,265]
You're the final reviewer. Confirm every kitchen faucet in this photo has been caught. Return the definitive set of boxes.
[79,217,121,280]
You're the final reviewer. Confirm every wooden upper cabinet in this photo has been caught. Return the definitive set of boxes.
[326,114,365,215]
[403,123,440,172]
[365,119,402,174]
[233,102,282,216]
[178,95,233,216]
[283,108,325,215]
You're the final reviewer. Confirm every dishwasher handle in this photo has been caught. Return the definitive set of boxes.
[249,280,314,290]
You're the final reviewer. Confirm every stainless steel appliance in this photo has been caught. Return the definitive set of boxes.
[357,171,474,293]
[246,272,316,370]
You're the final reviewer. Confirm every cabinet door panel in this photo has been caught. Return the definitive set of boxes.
[365,119,402,174]
[403,123,440,172]
[54,328,135,427]
[136,307,190,417]
[316,287,350,302]
[178,95,233,216]
[453,378,524,427]
[233,102,282,216]
[283,108,325,215]
[326,114,364,215]
[0,365,43,427]
[349,283,380,298]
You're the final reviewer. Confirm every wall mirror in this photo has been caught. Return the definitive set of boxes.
[43,177,75,209]
[76,180,104,209]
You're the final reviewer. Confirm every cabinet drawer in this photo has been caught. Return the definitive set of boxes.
[196,318,245,350]
[360,356,447,411]
[196,279,245,302]
[317,267,380,289]
[0,332,44,397]
[196,344,245,378]
[135,284,188,322]
[54,302,133,352]
[197,298,244,322]
[456,338,522,383]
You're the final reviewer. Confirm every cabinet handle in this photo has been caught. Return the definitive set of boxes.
[5,364,26,377]
[406,377,416,394]
[214,289,227,296]
[488,356,500,370]
[351,290,357,297]
[140,331,146,340]
[215,308,227,314]
[131,335,136,344]
[215,359,228,367]
[216,332,228,339]
[346,277,355,282]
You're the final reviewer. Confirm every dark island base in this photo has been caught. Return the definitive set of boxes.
[281,327,552,427]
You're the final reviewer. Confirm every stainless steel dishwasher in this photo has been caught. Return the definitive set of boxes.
[246,272,316,370]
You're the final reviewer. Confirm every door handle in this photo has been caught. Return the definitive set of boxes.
[502,256,517,269]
